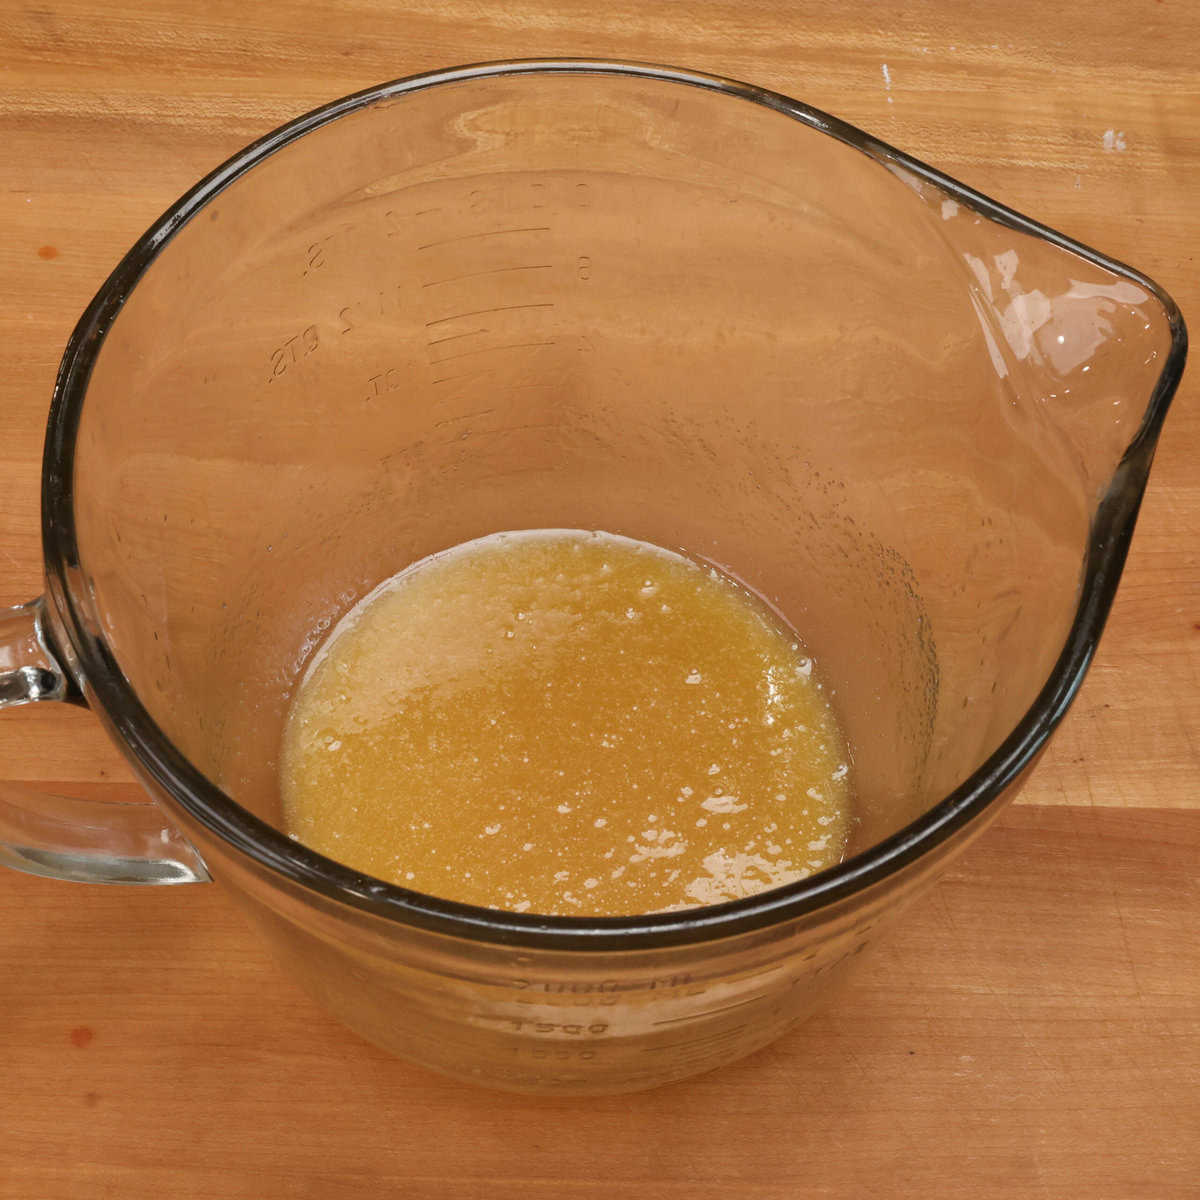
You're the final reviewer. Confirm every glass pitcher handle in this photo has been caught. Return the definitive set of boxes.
[0,598,210,884]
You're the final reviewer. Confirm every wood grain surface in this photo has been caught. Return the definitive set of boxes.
[1,2,1197,1196]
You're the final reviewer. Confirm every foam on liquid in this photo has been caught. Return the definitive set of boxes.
[281,530,852,916]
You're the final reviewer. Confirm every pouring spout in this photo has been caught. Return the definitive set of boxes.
[883,151,1189,503]
[939,207,1186,501]
[866,160,1188,816]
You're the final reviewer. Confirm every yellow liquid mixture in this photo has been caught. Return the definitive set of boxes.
[281,530,852,916]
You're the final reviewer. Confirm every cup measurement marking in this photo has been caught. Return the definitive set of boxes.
[416,225,551,251]
[421,264,554,288]
[512,991,620,1009]
[433,408,496,429]
[363,367,406,399]
[326,201,575,411]
[650,992,775,1026]
[502,1019,611,1036]
[337,283,407,334]
[429,339,557,367]
[510,974,699,995]
[427,327,488,346]
[266,325,320,381]
[431,367,495,387]
[271,197,580,417]
[424,302,556,327]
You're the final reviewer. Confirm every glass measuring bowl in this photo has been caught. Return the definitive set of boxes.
[0,60,1185,1094]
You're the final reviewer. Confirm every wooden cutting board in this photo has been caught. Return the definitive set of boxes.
[1,3,1196,1197]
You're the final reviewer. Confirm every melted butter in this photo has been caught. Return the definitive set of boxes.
[281,530,852,915]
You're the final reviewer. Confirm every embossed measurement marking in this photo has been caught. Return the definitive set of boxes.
[427,327,488,346]
[432,408,496,429]
[421,264,554,288]
[416,225,551,251]
[430,368,495,387]
[424,302,555,327]
[650,993,775,1027]
[429,339,557,366]
[266,325,320,382]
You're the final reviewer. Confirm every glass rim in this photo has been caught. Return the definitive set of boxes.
[41,58,1188,951]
